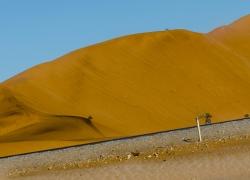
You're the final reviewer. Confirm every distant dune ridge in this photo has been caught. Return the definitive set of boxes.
[0,15,250,157]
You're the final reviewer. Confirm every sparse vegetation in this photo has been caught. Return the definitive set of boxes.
[244,114,249,118]
[204,113,212,125]
[196,113,212,125]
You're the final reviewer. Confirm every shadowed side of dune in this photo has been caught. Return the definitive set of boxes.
[0,115,104,142]
[0,85,36,136]
[0,85,113,144]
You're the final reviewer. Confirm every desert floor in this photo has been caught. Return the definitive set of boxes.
[1,118,250,180]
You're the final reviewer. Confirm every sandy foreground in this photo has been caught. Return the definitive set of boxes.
[1,118,250,179]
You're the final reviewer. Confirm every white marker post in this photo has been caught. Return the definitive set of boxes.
[196,117,202,142]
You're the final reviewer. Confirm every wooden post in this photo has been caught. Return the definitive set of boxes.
[196,117,202,142]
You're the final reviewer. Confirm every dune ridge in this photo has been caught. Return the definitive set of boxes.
[0,15,250,156]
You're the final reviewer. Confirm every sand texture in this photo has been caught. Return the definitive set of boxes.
[0,15,250,156]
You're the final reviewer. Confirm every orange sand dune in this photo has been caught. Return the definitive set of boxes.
[0,15,250,157]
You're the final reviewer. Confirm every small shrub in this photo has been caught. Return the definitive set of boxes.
[204,113,212,124]
[244,114,249,118]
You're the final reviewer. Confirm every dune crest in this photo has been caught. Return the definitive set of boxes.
[0,15,250,156]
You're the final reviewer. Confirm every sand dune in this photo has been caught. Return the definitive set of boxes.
[0,15,250,157]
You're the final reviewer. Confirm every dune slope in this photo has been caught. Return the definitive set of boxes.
[0,15,250,156]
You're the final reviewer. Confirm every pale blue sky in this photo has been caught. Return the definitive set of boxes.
[0,0,250,82]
